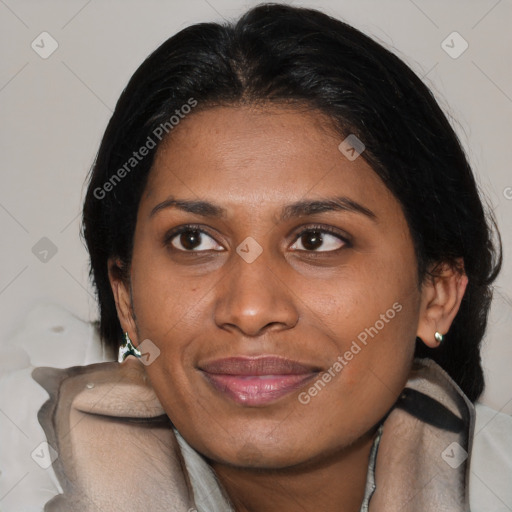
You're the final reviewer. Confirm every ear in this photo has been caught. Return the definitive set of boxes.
[107,257,139,345]
[416,259,468,348]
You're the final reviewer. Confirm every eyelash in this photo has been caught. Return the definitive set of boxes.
[163,223,351,253]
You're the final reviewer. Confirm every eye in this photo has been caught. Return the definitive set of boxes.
[165,225,224,252]
[290,227,348,252]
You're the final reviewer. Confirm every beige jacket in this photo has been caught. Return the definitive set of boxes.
[32,357,477,511]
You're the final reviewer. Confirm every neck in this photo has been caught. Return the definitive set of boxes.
[210,426,378,512]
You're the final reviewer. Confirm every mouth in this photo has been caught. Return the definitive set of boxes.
[199,356,319,406]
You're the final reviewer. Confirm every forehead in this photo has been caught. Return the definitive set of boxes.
[141,105,393,217]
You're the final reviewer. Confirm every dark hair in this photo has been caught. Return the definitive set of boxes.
[81,3,501,401]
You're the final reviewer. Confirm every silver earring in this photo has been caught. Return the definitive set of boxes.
[118,332,142,362]
[434,331,444,345]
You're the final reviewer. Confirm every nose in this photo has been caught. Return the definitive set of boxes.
[213,253,299,337]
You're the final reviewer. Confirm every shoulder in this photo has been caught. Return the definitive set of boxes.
[0,303,196,511]
[469,402,512,511]
[31,358,197,511]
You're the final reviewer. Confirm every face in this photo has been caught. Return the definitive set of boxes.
[112,104,426,469]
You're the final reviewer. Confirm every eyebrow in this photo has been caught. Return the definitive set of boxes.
[149,195,377,222]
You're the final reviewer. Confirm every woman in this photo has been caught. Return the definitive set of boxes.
[32,3,509,511]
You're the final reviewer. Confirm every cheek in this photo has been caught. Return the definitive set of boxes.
[291,296,417,448]
[301,249,419,346]
[129,242,208,342]
[127,243,213,403]
[298,253,420,403]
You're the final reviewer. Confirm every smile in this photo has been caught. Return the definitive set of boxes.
[199,356,319,406]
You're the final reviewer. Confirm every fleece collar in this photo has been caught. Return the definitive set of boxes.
[32,357,474,511]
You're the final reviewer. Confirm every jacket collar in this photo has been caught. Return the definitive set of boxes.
[33,357,474,511]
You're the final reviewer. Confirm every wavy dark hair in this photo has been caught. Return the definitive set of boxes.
[81,3,501,401]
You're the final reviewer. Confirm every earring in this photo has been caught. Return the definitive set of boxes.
[118,332,142,363]
[434,331,444,345]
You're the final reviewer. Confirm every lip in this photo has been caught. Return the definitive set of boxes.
[199,356,319,406]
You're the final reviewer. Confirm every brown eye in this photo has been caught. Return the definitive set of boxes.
[176,229,202,250]
[290,229,346,252]
[167,227,224,252]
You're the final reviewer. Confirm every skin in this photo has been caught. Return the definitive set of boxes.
[109,104,467,512]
